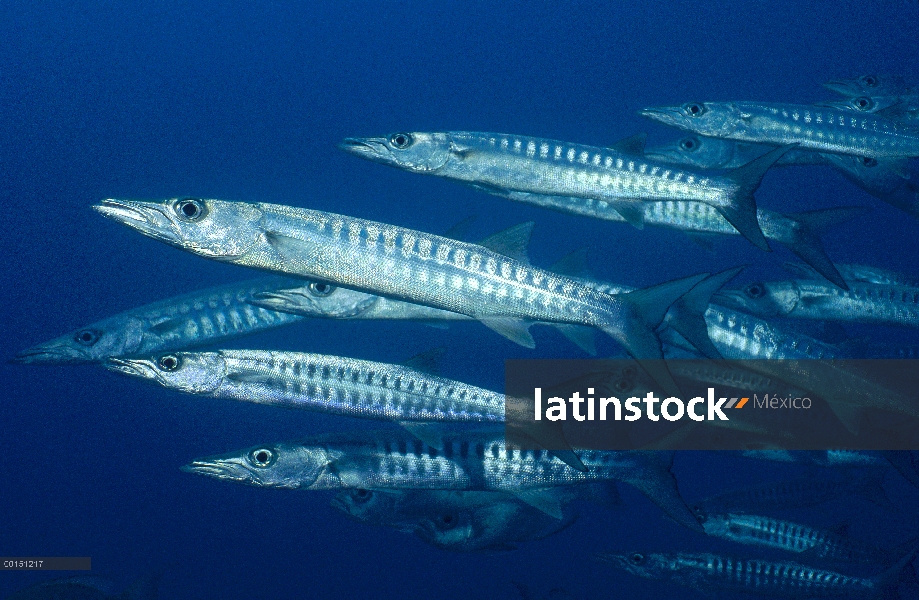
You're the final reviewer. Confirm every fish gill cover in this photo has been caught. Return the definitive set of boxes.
[2,1,919,599]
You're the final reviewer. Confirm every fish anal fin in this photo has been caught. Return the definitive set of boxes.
[480,317,536,348]
[397,422,444,451]
[551,324,598,356]
[611,201,646,229]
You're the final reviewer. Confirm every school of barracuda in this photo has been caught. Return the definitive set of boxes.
[14,74,919,597]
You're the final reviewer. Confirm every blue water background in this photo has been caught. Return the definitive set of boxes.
[3,1,919,597]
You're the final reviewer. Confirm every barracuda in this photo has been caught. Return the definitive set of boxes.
[12,277,302,364]
[716,279,919,328]
[824,74,916,100]
[93,197,710,395]
[106,349,505,423]
[697,510,890,564]
[597,548,914,598]
[646,135,916,218]
[472,192,862,289]
[181,429,704,532]
[331,487,580,552]
[783,262,919,289]
[340,131,792,250]
[640,101,919,159]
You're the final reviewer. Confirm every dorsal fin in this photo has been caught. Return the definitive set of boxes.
[443,215,477,241]
[609,133,648,155]
[478,222,534,264]
[402,347,446,376]
[548,247,592,279]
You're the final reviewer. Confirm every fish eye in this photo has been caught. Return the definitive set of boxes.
[157,354,181,371]
[390,133,414,149]
[853,97,872,110]
[683,103,706,117]
[861,157,878,167]
[436,513,458,530]
[353,488,372,502]
[630,553,645,565]
[860,75,878,87]
[614,378,632,393]
[174,198,207,222]
[744,283,765,299]
[309,282,334,297]
[679,137,698,152]
[74,329,101,346]
[249,448,275,467]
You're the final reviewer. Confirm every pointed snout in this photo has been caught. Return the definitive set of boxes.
[93,199,180,244]
[338,137,390,160]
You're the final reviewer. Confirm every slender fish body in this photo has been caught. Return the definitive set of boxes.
[716,279,919,327]
[697,510,889,563]
[13,278,303,364]
[598,550,887,598]
[783,262,919,289]
[94,197,711,394]
[181,429,703,532]
[331,488,579,552]
[106,349,505,423]
[640,101,919,158]
[645,135,827,170]
[340,131,791,250]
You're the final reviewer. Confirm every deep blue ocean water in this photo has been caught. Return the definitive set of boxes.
[3,1,919,598]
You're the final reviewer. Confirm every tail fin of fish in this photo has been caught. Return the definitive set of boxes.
[606,273,709,396]
[782,206,871,290]
[619,451,704,533]
[721,144,795,251]
[665,266,746,360]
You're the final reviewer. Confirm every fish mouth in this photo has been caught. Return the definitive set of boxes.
[641,150,678,162]
[105,358,160,380]
[823,80,860,97]
[10,345,86,364]
[94,199,182,245]
[593,552,630,569]
[338,137,391,162]
[637,107,683,124]
[248,290,310,314]
[328,495,350,513]
[812,99,851,110]
[711,290,748,308]
[181,459,251,483]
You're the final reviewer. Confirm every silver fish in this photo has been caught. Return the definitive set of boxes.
[480,193,862,289]
[340,131,792,250]
[819,94,919,125]
[94,197,710,395]
[181,429,704,532]
[645,135,827,170]
[106,349,504,423]
[698,510,888,564]
[597,549,906,598]
[646,135,914,218]
[783,261,919,289]
[331,488,579,552]
[716,279,919,328]
[639,101,919,159]
[12,277,303,364]
[824,74,916,99]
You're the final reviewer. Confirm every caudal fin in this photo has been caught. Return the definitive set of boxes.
[608,273,709,396]
[782,206,871,290]
[720,144,795,251]
[665,266,746,360]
